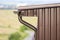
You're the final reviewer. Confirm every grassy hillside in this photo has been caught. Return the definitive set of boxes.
[0,10,21,28]
[0,10,20,40]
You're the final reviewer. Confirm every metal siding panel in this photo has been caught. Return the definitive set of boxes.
[30,9,34,16]
[38,9,44,40]
[55,8,57,40]
[28,10,31,16]
[27,9,34,16]
[49,8,51,40]
[51,8,56,40]
[36,9,39,40]
[34,9,37,16]
[45,8,50,40]
[37,9,38,16]
[42,8,45,40]
[21,9,38,16]
[20,6,60,40]
[25,10,27,16]
[26,10,28,16]
[57,7,60,40]
[21,10,28,16]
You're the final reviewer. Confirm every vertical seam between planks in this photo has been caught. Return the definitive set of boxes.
[50,8,51,40]
[43,8,45,40]
[56,7,57,40]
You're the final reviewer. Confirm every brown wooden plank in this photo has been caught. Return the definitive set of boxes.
[51,8,56,40]
[57,7,60,40]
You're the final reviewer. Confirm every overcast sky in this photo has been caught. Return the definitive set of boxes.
[0,0,60,5]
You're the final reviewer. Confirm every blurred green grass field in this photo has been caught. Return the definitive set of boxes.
[0,9,37,40]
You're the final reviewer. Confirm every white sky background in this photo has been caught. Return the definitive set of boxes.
[0,0,60,5]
